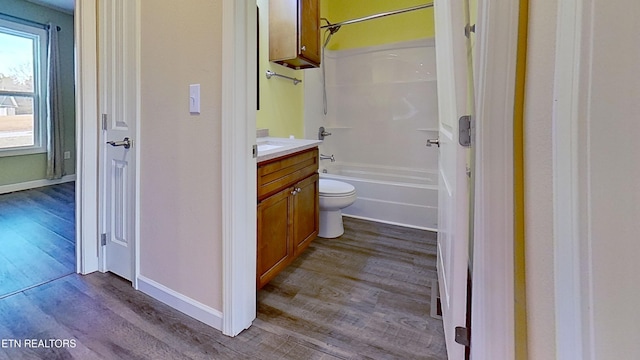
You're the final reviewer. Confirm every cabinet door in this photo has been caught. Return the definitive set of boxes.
[292,173,319,256]
[269,0,320,69]
[269,0,297,63]
[257,186,293,288]
[298,0,320,66]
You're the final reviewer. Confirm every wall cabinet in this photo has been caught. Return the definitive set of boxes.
[269,0,321,69]
[257,148,319,288]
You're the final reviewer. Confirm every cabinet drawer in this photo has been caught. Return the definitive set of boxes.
[258,148,319,200]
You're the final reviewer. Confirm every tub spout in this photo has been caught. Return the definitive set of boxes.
[320,154,335,162]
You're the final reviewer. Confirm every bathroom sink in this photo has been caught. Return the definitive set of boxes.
[257,143,284,152]
[256,137,323,163]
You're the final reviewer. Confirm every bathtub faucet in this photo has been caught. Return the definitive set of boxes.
[320,154,335,162]
[318,127,332,140]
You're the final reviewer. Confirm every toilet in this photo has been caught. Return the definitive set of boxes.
[318,179,357,238]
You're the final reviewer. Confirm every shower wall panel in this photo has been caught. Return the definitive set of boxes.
[321,38,438,173]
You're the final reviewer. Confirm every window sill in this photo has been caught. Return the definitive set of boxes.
[0,147,47,158]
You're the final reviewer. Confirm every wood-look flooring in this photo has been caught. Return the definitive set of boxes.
[257,218,446,359]
[0,216,446,359]
[0,183,75,299]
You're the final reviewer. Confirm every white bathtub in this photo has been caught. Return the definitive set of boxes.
[320,163,438,231]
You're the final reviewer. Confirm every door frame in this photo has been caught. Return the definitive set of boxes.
[75,0,141,287]
[220,0,258,336]
[218,0,522,345]
[470,0,520,358]
[75,0,100,275]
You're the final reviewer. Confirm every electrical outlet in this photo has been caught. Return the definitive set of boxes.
[63,151,71,159]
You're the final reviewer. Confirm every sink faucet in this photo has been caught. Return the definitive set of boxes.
[320,154,335,162]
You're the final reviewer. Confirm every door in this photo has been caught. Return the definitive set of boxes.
[99,0,138,281]
[298,0,321,65]
[433,0,474,358]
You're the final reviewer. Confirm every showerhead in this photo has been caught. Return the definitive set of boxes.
[323,26,340,48]
[321,18,341,48]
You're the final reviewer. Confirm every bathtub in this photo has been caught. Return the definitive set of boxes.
[320,163,438,231]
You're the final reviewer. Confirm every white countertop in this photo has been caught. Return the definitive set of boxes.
[256,137,322,163]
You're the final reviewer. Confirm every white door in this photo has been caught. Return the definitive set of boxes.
[433,0,473,358]
[99,0,138,281]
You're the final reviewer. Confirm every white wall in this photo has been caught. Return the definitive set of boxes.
[524,0,558,358]
[138,0,223,311]
[575,1,640,357]
[527,0,640,359]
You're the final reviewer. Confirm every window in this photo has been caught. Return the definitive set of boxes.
[0,19,47,156]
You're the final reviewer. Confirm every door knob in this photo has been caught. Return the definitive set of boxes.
[107,137,132,149]
[426,139,440,147]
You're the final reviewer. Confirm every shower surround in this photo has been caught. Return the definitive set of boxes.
[304,38,438,230]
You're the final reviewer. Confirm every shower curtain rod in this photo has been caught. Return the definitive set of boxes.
[0,12,61,31]
[320,3,434,30]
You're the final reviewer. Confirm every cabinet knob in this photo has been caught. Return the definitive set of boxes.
[301,45,306,52]
[296,187,301,193]
[291,189,298,195]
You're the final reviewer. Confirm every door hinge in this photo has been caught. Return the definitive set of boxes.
[252,144,257,159]
[455,326,471,347]
[100,233,107,246]
[459,115,473,147]
[101,114,108,131]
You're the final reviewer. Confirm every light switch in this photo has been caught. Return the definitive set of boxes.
[189,84,200,114]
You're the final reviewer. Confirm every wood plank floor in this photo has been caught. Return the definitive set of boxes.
[0,217,446,359]
[0,183,76,299]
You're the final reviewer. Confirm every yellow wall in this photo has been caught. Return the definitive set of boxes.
[322,0,434,51]
[256,0,305,138]
[514,0,529,359]
[257,1,434,137]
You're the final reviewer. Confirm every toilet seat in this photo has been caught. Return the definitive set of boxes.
[319,179,356,197]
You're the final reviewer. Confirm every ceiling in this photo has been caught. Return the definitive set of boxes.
[25,0,75,14]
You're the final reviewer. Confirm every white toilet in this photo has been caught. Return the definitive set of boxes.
[318,179,357,238]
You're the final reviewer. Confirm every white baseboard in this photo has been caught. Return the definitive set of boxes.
[137,276,223,331]
[0,175,77,195]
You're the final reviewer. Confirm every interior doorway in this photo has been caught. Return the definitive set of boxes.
[0,1,77,298]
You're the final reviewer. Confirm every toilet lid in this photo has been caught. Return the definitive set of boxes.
[319,179,356,197]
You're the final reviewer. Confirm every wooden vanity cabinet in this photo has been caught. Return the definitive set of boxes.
[257,148,319,288]
[291,174,319,256]
[269,0,321,69]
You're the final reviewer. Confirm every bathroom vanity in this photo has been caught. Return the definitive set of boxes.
[256,139,321,288]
